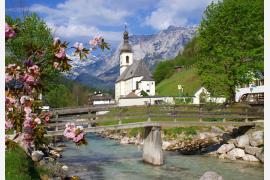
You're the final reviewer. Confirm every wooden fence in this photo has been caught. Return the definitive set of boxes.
[47,104,264,132]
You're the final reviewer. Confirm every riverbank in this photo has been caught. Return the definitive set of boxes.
[95,125,264,163]
[58,133,263,180]
[5,137,75,180]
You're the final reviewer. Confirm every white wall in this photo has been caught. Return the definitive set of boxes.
[118,97,174,107]
[93,100,115,105]
[120,52,133,75]
[193,87,226,104]
[235,85,264,102]
[140,81,155,96]
[115,82,121,101]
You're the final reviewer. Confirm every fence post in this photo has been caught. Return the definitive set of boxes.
[173,105,176,122]
[223,107,226,123]
[118,107,122,125]
[199,106,202,122]
[88,109,92,128]
[245,107,248,122]
[147,104,151,122]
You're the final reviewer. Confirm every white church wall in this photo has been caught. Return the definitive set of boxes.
[140,81,155,96]
[120,52,133,74]
[124,78,133,95]
[118,97,175,107]
[115,82,121,101]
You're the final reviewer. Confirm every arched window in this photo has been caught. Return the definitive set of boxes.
[126,56,129,64]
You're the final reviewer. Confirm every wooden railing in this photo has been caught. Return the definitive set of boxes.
[47,104,264,133]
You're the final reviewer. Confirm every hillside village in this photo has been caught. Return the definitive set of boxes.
[90,28,264,107]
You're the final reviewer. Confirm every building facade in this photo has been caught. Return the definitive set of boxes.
[115,29,155,101]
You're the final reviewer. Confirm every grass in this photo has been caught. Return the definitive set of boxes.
[5,144,41,180]
[156,67,202,96]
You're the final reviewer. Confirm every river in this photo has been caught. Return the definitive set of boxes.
[59,133,263,180]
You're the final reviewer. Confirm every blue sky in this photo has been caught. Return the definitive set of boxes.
[6,0,214,46]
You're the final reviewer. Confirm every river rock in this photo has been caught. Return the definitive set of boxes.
[235,135,249,148]
[62,165,69,171]
[244,145,262,156]
[162,141,172,150]
[256,151,264,162]
[120,137,129,144]
[199,171,223,180]
[218,154,229,159]
[227,139,237,145]
[242,154,259,162]
[32,150,44,162]
[50,150,61,158]
[249,131,263,147]
[227,148,245,160]
[217,144,235,154]
[211,126,225,134]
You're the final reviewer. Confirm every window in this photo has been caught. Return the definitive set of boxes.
[146,90,150,92]
[126,56,129,63]
[136,81,139,89]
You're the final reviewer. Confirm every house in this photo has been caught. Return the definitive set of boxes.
[115,28,155,102]
[89,91,115,105]
[235,72,264,104]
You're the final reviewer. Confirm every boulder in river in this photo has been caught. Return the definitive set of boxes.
[199,171,223,180]
[242,154,259,162]
[249,131,263,147]
[244,145,262,156]
[235,135,249,148]
[227,148,245,160]
[31,150,44,162]
[217,144,235,154]
[256,151,264,163]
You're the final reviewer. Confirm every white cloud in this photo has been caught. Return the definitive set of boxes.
[144,0,214,30]
[29,0,136,42]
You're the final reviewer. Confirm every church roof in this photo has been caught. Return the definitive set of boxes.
[116,60,154,82]
[120,28,132,53]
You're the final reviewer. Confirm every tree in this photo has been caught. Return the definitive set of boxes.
[197,0,263,102]
[5,13,109,148]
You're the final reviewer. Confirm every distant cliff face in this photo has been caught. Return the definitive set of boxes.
[67,25,197,90]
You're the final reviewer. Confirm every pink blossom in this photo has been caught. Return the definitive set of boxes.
[78,43,84,51]
[89,39,98,46]
[34,118,41,124]
[73,42,79,49]
[23,117,32,128]
[6,97,16,105]
[5,120,13,130]
[55,47,66,59]
[44,116,50,123]
[28,65,39,74]
[5,23,16,39]
[24,107,32,116]
[53,37,60,46]
[63,129,76,139]
[20,96,29,104]
[65,122,76,129]
[23,74,35,84]
[5,74,13,83]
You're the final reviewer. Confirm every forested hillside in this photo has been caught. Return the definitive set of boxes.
[154,0,263,102]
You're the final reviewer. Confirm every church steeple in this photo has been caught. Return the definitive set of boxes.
[120,25,132,53]
[119,25,133,75]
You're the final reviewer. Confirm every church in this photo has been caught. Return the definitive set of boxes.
[115,28,155,101]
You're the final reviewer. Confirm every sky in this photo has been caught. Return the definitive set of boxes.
[6,0,214,46]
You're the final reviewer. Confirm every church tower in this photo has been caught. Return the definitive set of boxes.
[119,26,133,75]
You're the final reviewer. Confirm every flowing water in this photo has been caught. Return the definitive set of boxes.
[59,133,263,180]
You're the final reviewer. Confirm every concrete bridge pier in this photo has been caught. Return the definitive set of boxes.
[142,126,163,165]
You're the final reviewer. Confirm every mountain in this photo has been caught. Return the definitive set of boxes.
[67,25,197,91]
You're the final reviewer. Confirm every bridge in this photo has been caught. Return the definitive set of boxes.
[47,104,264,165]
